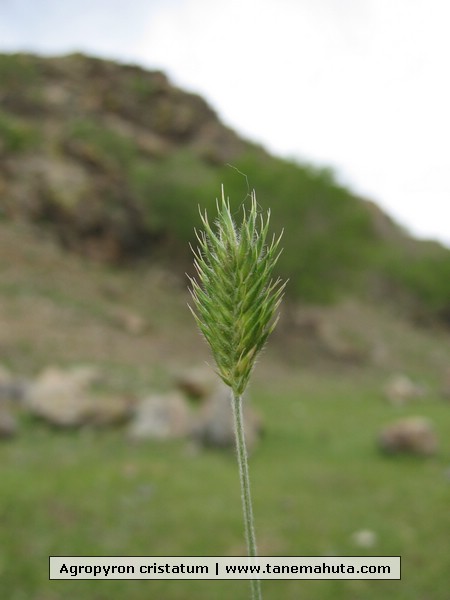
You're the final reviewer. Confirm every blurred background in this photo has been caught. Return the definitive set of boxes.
[1,2,450,599]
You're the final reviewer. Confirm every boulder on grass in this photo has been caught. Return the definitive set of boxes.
[127,392,191,441]
[192,383,263,452]
[24,365,131,427]
[378,417,438,456]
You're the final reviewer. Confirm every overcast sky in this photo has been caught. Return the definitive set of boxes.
[1,0,449,246]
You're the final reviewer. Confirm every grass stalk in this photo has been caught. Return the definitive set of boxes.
[231,391,262,600]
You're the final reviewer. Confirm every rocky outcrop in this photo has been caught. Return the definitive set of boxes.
[0,52,250,262]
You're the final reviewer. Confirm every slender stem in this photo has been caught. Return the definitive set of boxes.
[231,391,263,600]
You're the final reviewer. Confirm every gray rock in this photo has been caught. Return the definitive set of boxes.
[24,366,93,426]
[127,392,191,441]
[378,417,438,456]
[192,383,263,452]
[24,365,131,427]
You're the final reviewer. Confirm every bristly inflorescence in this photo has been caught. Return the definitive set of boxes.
[188,186,286,395]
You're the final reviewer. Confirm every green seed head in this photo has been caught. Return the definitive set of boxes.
[188,186,286,395]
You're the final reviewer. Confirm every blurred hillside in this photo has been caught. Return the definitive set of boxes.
[1,52,450,320]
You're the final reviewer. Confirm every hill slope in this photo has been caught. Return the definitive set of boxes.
[1,52,450,318]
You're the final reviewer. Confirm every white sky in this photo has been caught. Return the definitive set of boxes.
[1,0,449,246]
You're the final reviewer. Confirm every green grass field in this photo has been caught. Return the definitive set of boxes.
[1,371,450,600]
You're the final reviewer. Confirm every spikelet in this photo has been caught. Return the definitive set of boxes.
[188,187,286,395]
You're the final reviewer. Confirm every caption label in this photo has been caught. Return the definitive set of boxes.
[50,556,401,580]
